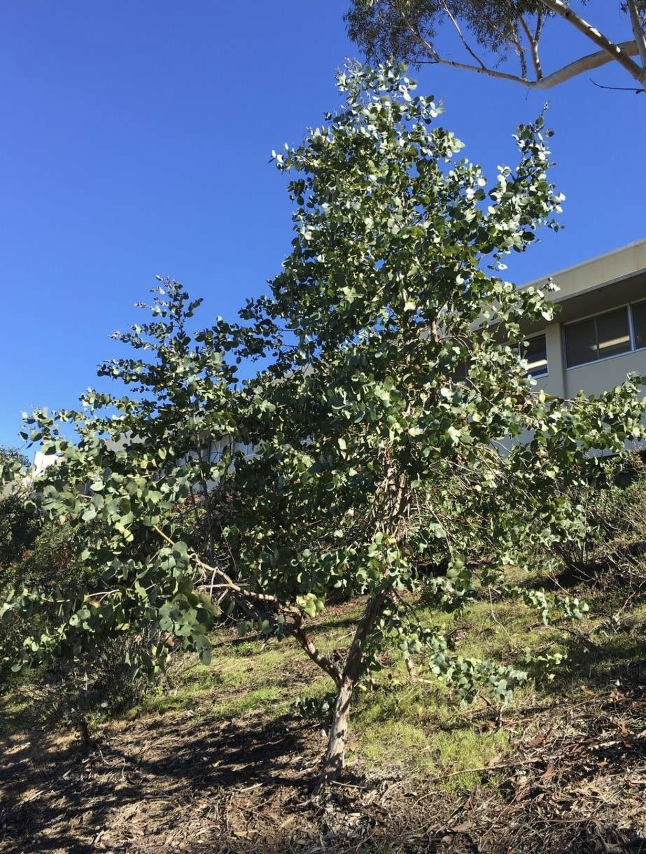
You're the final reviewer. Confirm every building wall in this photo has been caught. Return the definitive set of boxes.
[563,348,646,398]
[532,322,646,400]
[521,237,646,400]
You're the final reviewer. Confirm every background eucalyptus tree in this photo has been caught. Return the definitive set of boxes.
[0,447,39,570]
[1,64,644,788]
[345,1,646,93]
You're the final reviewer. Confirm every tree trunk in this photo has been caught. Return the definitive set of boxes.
[314,591,387,792]
[317,674,354,789]
[77,716,92,754]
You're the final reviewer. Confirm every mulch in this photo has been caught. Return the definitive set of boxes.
[1,687,646,853]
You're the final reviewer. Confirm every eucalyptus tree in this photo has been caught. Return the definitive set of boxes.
[1,64,644,789]
[345,1,646,94]
[0,447,38,569]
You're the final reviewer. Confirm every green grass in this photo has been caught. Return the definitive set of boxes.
[124,628,338,722]
[4,523,646,796]
[351,670,510,790]
[0,691,32,738]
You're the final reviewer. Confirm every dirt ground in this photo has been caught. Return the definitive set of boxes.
[2,683,646,854]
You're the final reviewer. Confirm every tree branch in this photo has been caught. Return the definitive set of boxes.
[153,525,287,609]
[440,0,486,69]
[340,591,388,685]
[291,616,342,687]
[398,5,442,63]
[590,78,644,94]
[519,14,543,80]
[533,38,640,88]
[400,3,640,91]
[534,10,545,45]
[626,0,646,71]
[153,526,343,687]
[539,0,646,87]
[416,39,639,91]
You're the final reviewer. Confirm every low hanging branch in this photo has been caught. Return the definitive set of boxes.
[153,526,343,687]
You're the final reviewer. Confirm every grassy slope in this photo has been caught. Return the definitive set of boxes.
[2,570,646,853]
[122,581,646,785]
[3,484,646,852]
[4,575,641,788]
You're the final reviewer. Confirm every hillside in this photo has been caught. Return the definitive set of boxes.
[2,558,646,853]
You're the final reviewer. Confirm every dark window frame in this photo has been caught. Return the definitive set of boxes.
[564,299,646,369]
[632,297,646,352]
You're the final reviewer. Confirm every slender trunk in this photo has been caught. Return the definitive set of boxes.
[317,675,354,789]
[315,592,387,792]
[77,716,92,754]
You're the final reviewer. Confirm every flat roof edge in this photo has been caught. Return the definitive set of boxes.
[519,235,646,290]
[551,266,646,306]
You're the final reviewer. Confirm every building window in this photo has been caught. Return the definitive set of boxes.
[565,317,597,367]
[565,301,646,368]
[452,338,547,381]
[632,299,646,351]
[521,334,548,377]
[596,307,631,358]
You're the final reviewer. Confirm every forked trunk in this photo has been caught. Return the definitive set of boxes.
[314,591,387,793]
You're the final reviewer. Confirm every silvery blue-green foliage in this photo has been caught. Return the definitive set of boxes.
[1,64,645,714]
[0,284,237,672]
[228,62,645,700]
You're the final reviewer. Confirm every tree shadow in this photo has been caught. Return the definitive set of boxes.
[0,712,320,854]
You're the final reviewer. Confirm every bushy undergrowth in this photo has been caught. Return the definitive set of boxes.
[558,454,646,588]
[1,506,161,740]
[0,517,107,683]
[1,632,160,743]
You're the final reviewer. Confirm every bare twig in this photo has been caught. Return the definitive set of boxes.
[440,0,486,69]
[590,78,644,94]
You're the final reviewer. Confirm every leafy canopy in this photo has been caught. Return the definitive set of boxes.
[1,65,644,741]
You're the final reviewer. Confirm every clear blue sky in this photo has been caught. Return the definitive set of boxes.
[1,2,644,449]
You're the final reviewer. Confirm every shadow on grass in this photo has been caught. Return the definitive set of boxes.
[551,621,646,691]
